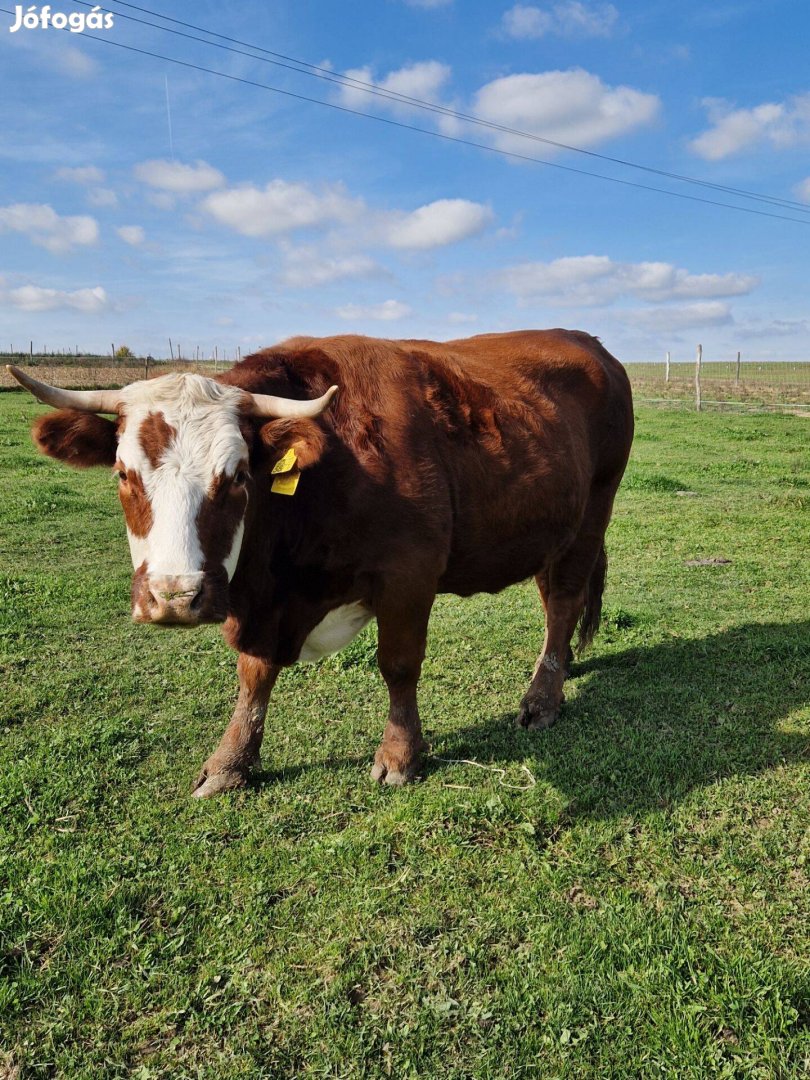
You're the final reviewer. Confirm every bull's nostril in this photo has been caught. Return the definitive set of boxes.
[142,576,208,624]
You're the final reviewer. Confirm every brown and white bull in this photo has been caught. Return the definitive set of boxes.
[8,330,633,797]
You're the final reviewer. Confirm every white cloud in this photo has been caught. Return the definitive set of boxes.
[402,0,452,7]
[117,225,145,247]
[55,167,117,208]
[202,179,361,238]
[794,177,810,203]
[630,301,733,331]
[56,165,105,185]
[338,60,452,110]
[134,158,225,193]
[278,244,379,288]
[498,255,758,306]
[690,94,810,160]
[0,202,99,253]
[87,187,118,208]
[385,199,493,249]
[59,46,97,79]
[5,284,109,313]
[146,191,176,211]
[447,311,479,324]
[468,69,659,153]
[742,317,810,339]
[335,299,412,321]
[501,2,618,39]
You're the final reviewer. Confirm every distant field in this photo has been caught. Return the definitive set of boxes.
[624,361,810,408]
[1,396,809,1077]
[0,359,223,390]
[2,357,809,409]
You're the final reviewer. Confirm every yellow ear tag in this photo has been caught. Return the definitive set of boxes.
[271,469,300,495]
[272,447,298,475]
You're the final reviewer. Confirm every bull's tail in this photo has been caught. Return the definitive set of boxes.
[576,542,607,654]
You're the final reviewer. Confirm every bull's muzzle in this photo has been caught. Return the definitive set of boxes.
[142,574,206,625]
[131,567,229,626]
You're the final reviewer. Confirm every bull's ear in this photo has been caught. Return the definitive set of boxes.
[32,409,118,468]
[257,416,326,472]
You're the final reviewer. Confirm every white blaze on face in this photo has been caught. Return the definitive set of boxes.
[116,374,249,580]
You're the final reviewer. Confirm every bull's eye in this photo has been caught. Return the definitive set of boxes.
[117,469,127,482]
[233,469,249,487]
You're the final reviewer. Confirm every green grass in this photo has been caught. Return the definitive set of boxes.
[1,394,809,1078]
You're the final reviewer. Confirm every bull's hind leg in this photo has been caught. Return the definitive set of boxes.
[193,654,280,798]
[517,489,613,731]
[371,583,434,786]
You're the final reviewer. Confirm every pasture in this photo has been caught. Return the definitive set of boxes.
[1,393,808,1078]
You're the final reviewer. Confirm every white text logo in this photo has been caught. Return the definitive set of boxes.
[9,4,114,32]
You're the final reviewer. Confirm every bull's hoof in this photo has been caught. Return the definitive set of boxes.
[516,696,559,731]
[192,761,251,799]
[370,744,423,786]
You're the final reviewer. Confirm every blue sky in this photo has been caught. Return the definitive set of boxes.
[1,0,809,361]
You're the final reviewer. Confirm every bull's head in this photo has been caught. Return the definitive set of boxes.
[8,365,336,626]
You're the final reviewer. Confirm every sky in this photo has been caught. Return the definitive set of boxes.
[1,0,809,362]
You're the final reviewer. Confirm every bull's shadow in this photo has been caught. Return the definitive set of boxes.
[426,618,809,820]
[255,620,808,820]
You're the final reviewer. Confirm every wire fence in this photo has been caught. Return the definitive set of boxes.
[625,350,810,412]
[0,352,225,390]
[3,348,809,413]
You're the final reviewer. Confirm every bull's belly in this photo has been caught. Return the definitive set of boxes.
[298,602,374,662]
[439,547,550,596]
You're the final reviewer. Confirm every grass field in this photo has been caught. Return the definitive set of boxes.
[1,393,809,1078]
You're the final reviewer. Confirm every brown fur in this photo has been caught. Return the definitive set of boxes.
[258,416,327,471]
[218,330,632,623]
[117,466,153,538]
[197,471,249,571]
[138,411,175,470]
[32,410,117,467]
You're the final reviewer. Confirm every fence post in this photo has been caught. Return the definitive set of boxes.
[30,340,33,363]
[665,350,671,383]
[735,350,741,386]
[695,343,702,412]
[168,338,174,361]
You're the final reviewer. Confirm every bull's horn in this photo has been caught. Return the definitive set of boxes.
[245,384,338,419]
[6,365,122,414]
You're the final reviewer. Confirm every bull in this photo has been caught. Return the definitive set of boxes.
[8,330,633,796]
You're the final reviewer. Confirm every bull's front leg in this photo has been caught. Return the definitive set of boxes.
[193,654,280,798]
[371,586,434,786]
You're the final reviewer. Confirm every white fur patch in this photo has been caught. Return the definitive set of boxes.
[298,602,374,662]
[223,519,244,582]
[126,527,149,569]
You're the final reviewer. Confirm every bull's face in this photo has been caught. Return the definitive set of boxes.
[116,378,250,624]
[8,366,336,626]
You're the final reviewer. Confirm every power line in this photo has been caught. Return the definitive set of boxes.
[4,7,810,227]
[78,0,810,216]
